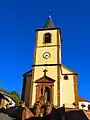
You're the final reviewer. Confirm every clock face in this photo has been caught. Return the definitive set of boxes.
[43,52,51,59]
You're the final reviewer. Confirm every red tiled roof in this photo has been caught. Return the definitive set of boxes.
[78,96,90,102]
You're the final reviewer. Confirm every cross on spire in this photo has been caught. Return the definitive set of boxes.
[43,69,48,76]
[49,9,51,18]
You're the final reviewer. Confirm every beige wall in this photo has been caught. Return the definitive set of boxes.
[0,99,5,108]
[32,66,58,106]
[32,29,61,106]
[0,97,14,109]
[32,82,37,106]
[1,99,8,109]
[34,66,57,81]
[62,66,74,74]
[35,47,58,65]
[61,67,75,108]
[37,30,60,46]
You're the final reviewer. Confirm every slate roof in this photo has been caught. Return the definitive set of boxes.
[23,69,32,76]
[78,96,90,102]
[44,16,55,28]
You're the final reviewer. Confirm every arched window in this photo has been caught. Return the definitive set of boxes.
[41,87,43,95]
[44,33,51,43]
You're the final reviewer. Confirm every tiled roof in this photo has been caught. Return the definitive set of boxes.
[78,96,90,102]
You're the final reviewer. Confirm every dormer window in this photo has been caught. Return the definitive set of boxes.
[44,33,51,43]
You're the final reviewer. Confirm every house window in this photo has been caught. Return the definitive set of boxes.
[64,75,68,80]
[88,105,90,110]
[44,33,51,43]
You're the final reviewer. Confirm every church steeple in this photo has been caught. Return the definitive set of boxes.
[44,16,55,28]
[32,16,62,107]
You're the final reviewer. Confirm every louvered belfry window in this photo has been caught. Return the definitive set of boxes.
[44,33,51,43]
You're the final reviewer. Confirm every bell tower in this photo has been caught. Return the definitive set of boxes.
[22,16,79,109]
[31,16,62,107]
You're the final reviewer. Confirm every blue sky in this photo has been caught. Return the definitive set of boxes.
[0,0,90,100]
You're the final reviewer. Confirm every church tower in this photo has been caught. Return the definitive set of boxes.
[22,16,80,109]
[32,16,61,106]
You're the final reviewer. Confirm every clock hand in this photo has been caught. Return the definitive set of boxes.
[45,54,48,57]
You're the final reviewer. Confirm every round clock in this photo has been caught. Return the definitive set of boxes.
[43,52,51,59]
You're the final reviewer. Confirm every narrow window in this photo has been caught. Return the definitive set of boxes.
[41,87,43,95]
[88,105,90,110]
[44,33,51,43]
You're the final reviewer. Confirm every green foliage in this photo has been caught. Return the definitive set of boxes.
[10,91,20,99]
[10,91,21,106]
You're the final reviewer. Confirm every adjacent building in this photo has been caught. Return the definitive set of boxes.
[0,90,15,109]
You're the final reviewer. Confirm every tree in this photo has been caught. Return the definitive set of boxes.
[10,91,21,106]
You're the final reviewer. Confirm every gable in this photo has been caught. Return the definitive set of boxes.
[23,69,32,76]
[35,76,55,83]
[61,65,77,75]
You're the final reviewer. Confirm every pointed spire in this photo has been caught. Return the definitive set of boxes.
[44,16,55,28]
